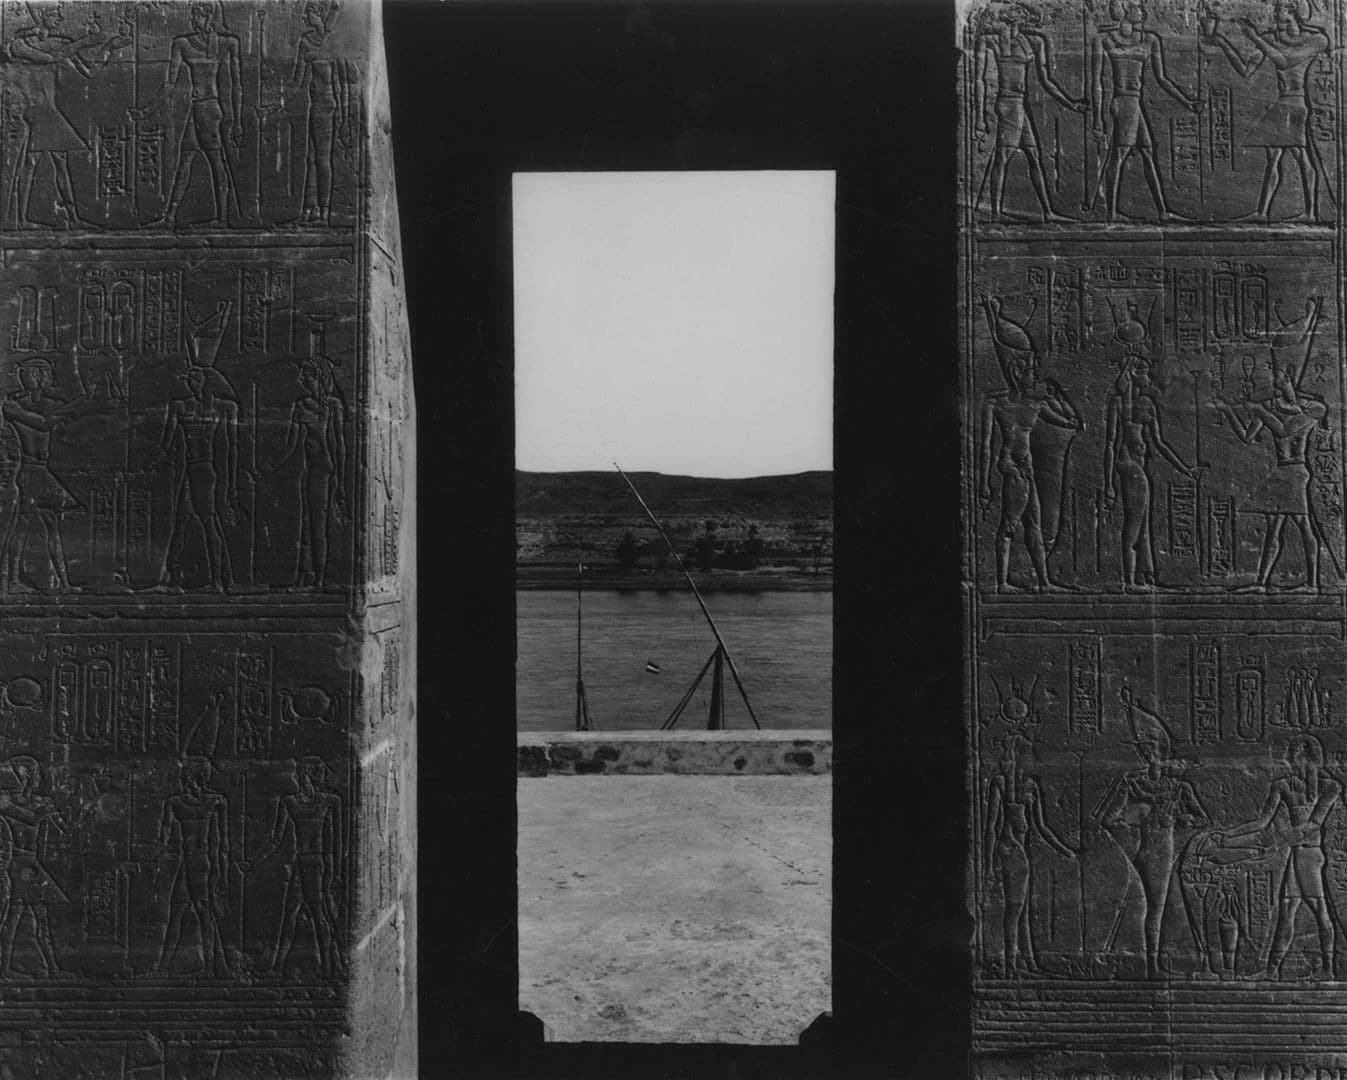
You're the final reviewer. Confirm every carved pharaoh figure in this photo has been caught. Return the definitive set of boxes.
[1203,0,1333,223]
[0,356,93,594]
[1089,0,1203,222]
[2,3,131,229]
[1212,302,1330,592]
[153,756,232,978]
[256,757,345,977]
[1214,733,1340,980]
[978,297,1082,592]
[143,362,241,594]
[0,755,90,978]
[132,1,244,228]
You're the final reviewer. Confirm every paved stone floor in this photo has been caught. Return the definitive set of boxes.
[518,775,831,1043]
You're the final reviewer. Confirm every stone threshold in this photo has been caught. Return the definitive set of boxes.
[518,730,832,777]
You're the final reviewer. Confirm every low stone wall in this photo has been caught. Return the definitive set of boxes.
[517,730,832,777]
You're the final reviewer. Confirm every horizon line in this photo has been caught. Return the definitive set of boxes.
[517,467,833,479]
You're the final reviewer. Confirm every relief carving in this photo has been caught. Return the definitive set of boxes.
[965,0,1338,227]
[0,2,414,1075]
[964,2,1347,1075]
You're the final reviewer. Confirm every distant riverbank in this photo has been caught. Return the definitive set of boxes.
[516,566,833,592]
[516,470,833,585]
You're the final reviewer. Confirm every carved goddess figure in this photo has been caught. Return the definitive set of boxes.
[1103,353,1202,592]
[983,692,1076,975]
[290,0,355,225]
[260,358,348,591]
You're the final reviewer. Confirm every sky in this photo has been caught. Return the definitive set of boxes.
[513,171,835,479]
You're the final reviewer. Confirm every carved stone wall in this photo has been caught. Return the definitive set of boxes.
[0,1,415,1076]
[961,1,1347,1076]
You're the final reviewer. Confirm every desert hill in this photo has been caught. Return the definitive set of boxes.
[516,470,833,587]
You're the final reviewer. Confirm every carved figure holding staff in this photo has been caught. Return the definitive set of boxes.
[1090,1,1203,222]
[973,1,1087,223]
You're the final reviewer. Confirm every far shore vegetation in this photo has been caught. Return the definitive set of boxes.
[516,470,832,590]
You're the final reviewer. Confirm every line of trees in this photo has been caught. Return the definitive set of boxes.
[614,522,831,571]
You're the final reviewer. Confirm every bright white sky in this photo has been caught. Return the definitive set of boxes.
[513,171,835,479]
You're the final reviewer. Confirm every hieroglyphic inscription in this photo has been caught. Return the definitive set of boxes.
[1069,639,1102,736]
[1190,639,1221,744]
[0,3,415,1078]
[964,1,1347,1076]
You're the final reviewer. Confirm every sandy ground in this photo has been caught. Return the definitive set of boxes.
[518,775,831,1044]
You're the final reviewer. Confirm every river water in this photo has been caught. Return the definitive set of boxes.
[516,590,832,732]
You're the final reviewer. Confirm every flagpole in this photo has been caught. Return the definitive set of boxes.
[575,562,592,731]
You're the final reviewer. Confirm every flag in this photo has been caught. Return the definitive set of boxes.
[645,661,661,675]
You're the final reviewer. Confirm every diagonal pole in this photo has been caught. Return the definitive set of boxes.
[1292,296,1323,391]
[616,464,761,729]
